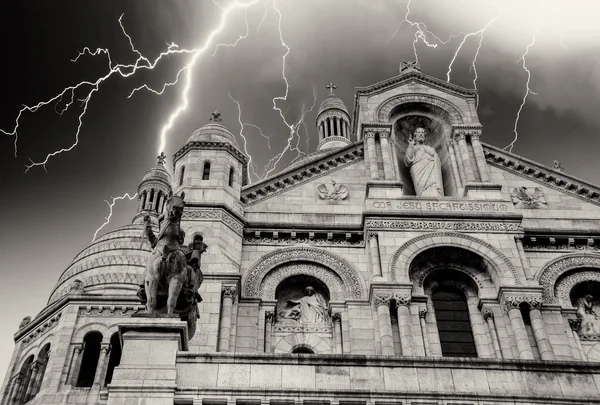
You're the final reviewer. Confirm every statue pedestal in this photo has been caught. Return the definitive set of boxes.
[106,318,188,405]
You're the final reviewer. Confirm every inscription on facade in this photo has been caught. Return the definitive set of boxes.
[370,200,509,212]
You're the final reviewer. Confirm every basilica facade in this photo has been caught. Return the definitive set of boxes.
[2,62,600,405]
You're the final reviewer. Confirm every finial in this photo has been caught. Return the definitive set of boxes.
[210,110,222,123]
[157,152,167,165]
[326,82,337,95]
[553,160,564,172]
[400,60,421,73]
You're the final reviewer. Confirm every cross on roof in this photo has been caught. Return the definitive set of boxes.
[326,82,337,95]
[157,152,167,165]
[400,60,421,73]
[210,110,222,122]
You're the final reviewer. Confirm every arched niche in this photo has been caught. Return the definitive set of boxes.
[537,253,600,304]
[275,274,331,323]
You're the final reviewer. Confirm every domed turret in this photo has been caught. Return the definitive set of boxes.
[316,82,352,151]
[132,152,173,224]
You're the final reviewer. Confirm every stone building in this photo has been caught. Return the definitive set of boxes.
[2,61,600,405]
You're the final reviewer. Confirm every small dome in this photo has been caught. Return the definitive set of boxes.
[141,162,171,184]
[317,94,349,116]
[187,123,239,148]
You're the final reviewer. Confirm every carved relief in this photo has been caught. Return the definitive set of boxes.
[183,208,243,235]
[366,219,522,232]
[554,270,600,307]
[20,313,62,346]
[374,292,393,306]
[317,181,349,201]
[538,254,600,304]
[576,295,600,340]
[260,263,345,301]
[394,293,412,307]
[376,94,465,125]
[511,187,548,209]
[503,295,542,311]
[78,306,144,317]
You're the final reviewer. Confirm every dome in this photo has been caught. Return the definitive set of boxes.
[47,223,155,304]
[141,161,171,184]
[317,94,349,116]
[187,123,239,148]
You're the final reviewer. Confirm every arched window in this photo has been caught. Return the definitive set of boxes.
[76,332,102,387]
[228,167,235,187]
[432,287,477,357]
[104,333,122,386]
[202,162,211,180]
[12,355,34,404]
[292,346,314,354]
[28,343,51,400]
[179,165,185,186]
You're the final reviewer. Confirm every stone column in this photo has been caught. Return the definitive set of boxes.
[93,345,111,386]
[455,131,476,183]
[365,130,380,180]
[218,286,237,352]
[138,192,146,211]
[448,142,463,189]
[483,309,503,358]
[395,294,414,356]
[157,194,165,214]
[469,131,490,182]
[368,232,383,279]
[8,375,22,404]
[468,298,494,358]
[264,311,274,353]
[69,344,84,385]
[326,118,332,137]
[379,129,395,180]
[504,298,534,359]
[335,117,341,136]
[341,120,346,137]
[151,190,159,211]
[514,236,533,280]
[419,309,430,356]
[374,293,395,356]
[425,298,443,357]
[318,122,324,140]
[568,319,586,360]
[528,304,556,360]
[24,363,39,401]
[333,313,343,354]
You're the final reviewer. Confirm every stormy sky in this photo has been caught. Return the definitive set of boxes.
[1,0,600,380]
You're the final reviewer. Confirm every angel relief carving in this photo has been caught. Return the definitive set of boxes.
[317,180,349,201]
[511,186,548,209]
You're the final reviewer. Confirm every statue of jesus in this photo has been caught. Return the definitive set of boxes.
[287,286,329,323]
[404,127,444,197]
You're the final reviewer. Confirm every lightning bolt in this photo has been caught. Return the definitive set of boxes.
[505,24,540,153]
[92,193,138,241]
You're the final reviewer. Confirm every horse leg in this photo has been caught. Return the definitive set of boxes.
[166,276,184,315]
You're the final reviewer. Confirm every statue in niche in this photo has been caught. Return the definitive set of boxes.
[280,286,330,323]
[404,127,444,197]
[135,191,207,339]
[576,294,600,339]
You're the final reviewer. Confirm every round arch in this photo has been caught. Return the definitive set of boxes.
[536,253,600,304]
[376,93,465,125]
[412,263,496,299]
[389,232,521,287]
[262,263,345,301]
[273,333,332,354]
[242,247,366,299]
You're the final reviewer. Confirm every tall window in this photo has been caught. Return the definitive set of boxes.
[432,288,477,357]
[228,167,235,187]
[202,162,211,180]
[76,332,102,387]
[179,165,185,186]
[28,343,51,400]
[14,355,34,404]
[104,333,122,386]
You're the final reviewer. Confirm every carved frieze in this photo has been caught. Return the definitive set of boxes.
[511,187,548,209]
[539,254,600,304]
[183,208,243,235]
[243,233,363,247]
[21,313,62,346]
[317,181,349,201]
[77,306,144,317]
[260,263,346,301]
[365,219,522,233]
[394,293,412,307]
[503,295,542,311]
[272,324,332,334]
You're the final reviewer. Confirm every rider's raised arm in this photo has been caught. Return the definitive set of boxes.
[143,215,158,248]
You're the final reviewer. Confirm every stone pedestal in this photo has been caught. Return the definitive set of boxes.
[462,183,503,199]
[106,317,188,405]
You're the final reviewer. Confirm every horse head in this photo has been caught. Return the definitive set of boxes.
[165,191,186,222]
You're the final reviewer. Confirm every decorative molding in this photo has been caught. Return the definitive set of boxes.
[173,140,248,165]
[394,293,412,307]
[316,136,352,150]
[568,318,581,332]
[503,295,542,311]
[538,254,600,304]
[260,263,346,301]
[554,270,600,308]
[316,109,350,122]
[50,272,143,304]
[272,323,332,334]
[376,93,465,125]
[374,292,393,306]
[419,308,427,319]
[222,286,238,302]
[243,232,364,247]
[332,313,342,323]
[243,247,365,300]
[365,219,523,233]
[182,208,243,235]
[72,241,151,264]
[241,144,364,206]
[523,237,600,253]
[416,264,486,290]
[388,232,521,284]
[482,309,494,322]
[265,311,275,323]
[77,305,144,317]
[21,313,62,346]
[317,181,349,201]
[483,143,600,207]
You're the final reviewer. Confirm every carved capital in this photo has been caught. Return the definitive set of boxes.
[74,344,84,354]
[379,128,391,138]
[568,318,581,332]
[30,363,39,373]
[364,130,376,140]
[419,308,427,319]
[100,345,111,355]
[332,313,342,323]
[467,130,482,141]
[265,311,275,323]
[394,293,412,307]
[482,308,494,322]
[453,131,466,142]
[368,232,378,241]
[222,286,238,302]
[503,295,542,311]
[374,292,392,306]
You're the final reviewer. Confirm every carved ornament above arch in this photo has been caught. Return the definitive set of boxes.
[537,253,600,304]
[376,94,465,125]
[260,263,345,301]
[554,270,600,308]
[243,247,365,299]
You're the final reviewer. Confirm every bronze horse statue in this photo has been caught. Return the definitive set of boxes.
[137,191,207,338]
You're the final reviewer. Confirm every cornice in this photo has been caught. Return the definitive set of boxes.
[241,142,364,206]
[172,140,248,167]
[483,143,600,207]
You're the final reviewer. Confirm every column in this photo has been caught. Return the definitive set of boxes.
[24,363,39,400]
[568,319,585,360]
[368,232,383,278]
[447,142,463,189]
[483,309,503,358]
[157,194,165,214]
[455,131,475,183]
[318,122,324,140]
[425,298,443,357]
[528,304,556,360]
[419,309,430,356]
[365,131,379,180]
[468,298,494,358]
[379,130,395,180]
[138,192,146,211]
[395,294,415,356]
[341,120,346,138]
[93,345,111,386]
[326,118,331,137]
[374,294,394,355]
[505,299,534,359]
[264,311,274,353]
[469,131,490,182]
[514,236,533,280]
[335,116,341,136]
[8,375,22,404]
[218,286,237,352]
[333,313,343,354]
[69,344,84,385]
[346,123,350,139]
